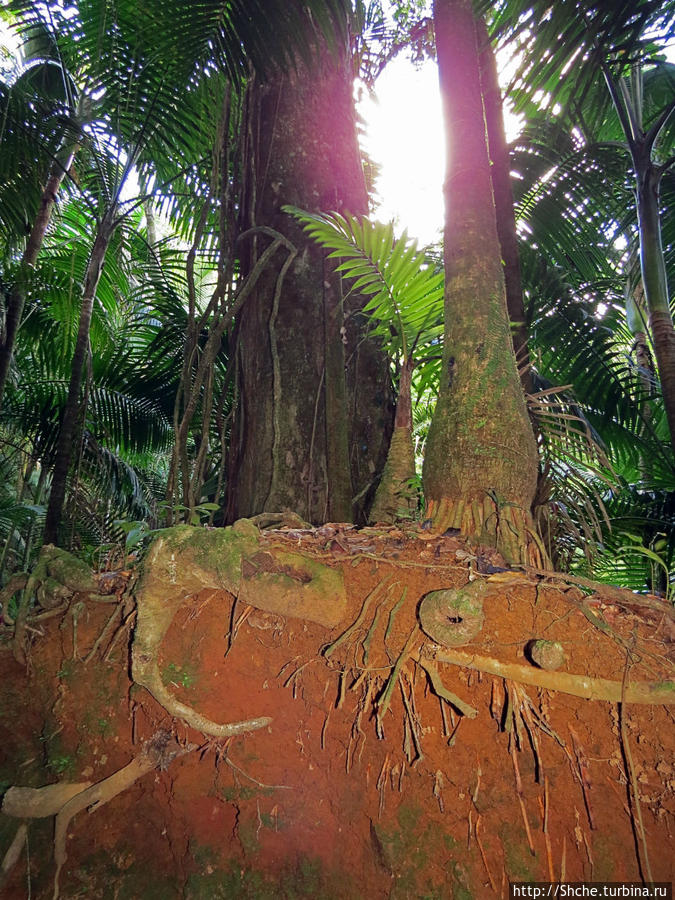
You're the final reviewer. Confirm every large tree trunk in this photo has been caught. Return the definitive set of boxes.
[43,211,115,545]
[226,47,393,525]
[423,0,542,566]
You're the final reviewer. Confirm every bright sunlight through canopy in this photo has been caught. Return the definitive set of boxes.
[359,53,524,246]
[358,57,445,246]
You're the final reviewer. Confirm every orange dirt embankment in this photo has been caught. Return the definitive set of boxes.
[0,522,673,898]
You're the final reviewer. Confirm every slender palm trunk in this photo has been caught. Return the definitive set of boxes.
[634,156,675,454]
[602,69,675,454]
[43,211,116,545]
[0,150,76,407]
[423,0,542,565]
[477,20,533,395]
[369,357,416,524]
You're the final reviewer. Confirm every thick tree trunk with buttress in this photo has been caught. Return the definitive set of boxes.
[43,212,115,545]
[226,45,393,525]
[423,0,542,565]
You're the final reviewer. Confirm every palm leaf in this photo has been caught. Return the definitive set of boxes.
[483,0,675,118]
[284,206,444,362]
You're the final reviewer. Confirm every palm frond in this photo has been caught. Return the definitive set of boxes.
[483,0,675,118]
[285,206,444,362]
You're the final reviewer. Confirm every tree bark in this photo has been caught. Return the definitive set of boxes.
[43,211,116,545]
[0,150,76,407]
[226,46,393,524]
[477,20,533,395]
[323,274,353,521]
[423,0,542,565]
[634,154,675,455]
[369,357,417,524]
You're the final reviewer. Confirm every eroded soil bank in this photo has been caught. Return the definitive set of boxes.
[1,522,673,898]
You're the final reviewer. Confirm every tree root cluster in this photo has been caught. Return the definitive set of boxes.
[131,518,347,737]
[425,494,548,567]
[314,564,674,784]
[1,518,673,895]
[1,731,195,899]
[313,586,671,885]
[1,544,121,666]
[4,520,672,746]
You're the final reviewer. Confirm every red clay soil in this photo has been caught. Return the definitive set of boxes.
[1,523,673,899]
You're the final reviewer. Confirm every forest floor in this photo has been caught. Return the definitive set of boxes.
[0,521,674,899]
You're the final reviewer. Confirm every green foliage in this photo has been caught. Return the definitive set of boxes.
[284,206,444,367]
[0,0,671,596]
[353,0,434,87]
[0,197,177,559]
[616,531,673,601]
[507,32,675,592]
[484,0,675,118]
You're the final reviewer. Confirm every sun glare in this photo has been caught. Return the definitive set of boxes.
[359,52,523,247]
[358,57,444,247]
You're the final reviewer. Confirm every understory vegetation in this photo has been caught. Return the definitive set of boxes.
[0,0,673,595]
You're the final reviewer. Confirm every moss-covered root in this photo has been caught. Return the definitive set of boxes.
[131,518,347,737]
[369,426,417,524]
[131,520,269,738]
[238,548,346,627]
[38,545,99,593]
[418,580,488,647]
[133,654,272,737]
[12,545,100,664]
[425,494,548,567]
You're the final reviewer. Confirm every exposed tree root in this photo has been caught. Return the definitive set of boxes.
[426,647,675,704]
[4,522,672,895]
[375,625,420,737]
[238,547,346,626]
[131,518,346,737]
[5,545,108,665]
[0,731,195,900]
[524,565,675,619]
[52,732,194,899]
[0,574,28,624]
[418,580,488,647]
[0,824,27,894]
[323,576,392,660]
[620,653,655,883]
[249,510,312,530]
[417,657,477,718]
[2,782,93,818]
[425,495,548,567]
[134,660,273,738]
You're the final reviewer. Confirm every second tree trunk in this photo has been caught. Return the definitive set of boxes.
[423,0,542,565]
